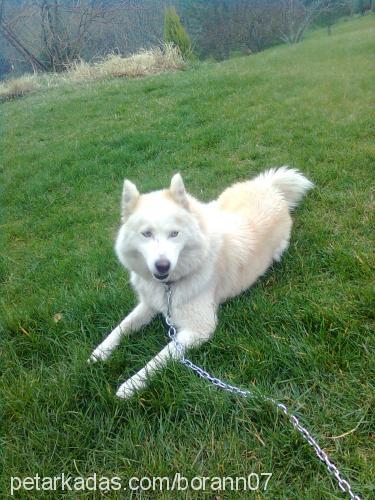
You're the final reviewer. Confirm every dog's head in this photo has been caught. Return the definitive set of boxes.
[115,174,207,282]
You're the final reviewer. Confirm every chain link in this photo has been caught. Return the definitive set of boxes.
[165,285,361,500]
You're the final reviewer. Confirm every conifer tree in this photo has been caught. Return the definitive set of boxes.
[163,7,194,60]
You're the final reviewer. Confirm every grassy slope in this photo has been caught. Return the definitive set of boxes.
[1,16,374,499]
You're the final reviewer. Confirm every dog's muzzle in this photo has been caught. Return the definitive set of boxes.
[153,272,169,281]
[154,258,170,281]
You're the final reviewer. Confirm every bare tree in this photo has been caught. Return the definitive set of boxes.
[277,0,347,44]
[188,0,283,60]
[0,0,133,73]
[39,1,131,71]
[0,1,48,71]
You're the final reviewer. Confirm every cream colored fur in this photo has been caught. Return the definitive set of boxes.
[89,167,313,398]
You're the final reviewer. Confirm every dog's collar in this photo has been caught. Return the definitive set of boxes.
[163,280,175,288]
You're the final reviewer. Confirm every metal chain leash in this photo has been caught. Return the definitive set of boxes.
[164,285,361,500]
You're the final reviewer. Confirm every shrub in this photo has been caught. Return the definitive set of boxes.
[163,7,194,60]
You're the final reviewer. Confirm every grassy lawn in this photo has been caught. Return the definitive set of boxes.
[1,15,374,499]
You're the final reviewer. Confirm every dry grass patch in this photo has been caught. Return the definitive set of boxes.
[0,44,185,101]
[0,74,41,100]
[65,44,184,82]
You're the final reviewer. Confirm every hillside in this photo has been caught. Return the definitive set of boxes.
[1,16,374,498]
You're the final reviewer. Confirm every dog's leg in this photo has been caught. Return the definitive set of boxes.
[273,238,290,262]
[116,296,217,398]
[116,330,203,398]
[88,303,155,362]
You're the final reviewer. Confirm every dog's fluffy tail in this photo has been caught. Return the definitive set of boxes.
[257,166,314,209]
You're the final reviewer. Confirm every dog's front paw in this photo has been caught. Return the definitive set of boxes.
[87,347,112,363]
[116,376,145,399]
[116,381,136,399]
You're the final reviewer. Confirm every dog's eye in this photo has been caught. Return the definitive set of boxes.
[141,230,153,238]
[169,231,179,238]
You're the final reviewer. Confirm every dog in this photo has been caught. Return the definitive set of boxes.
[89,167,313,398]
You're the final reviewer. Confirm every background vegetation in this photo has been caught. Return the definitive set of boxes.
[1,0,374,78]
[1,14,374,500]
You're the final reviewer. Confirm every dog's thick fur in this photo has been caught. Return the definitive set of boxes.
[89,167,313,398]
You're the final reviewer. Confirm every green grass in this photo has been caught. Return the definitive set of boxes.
[1,15,374,499]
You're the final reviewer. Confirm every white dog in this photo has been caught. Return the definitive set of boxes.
[89,167,313,398]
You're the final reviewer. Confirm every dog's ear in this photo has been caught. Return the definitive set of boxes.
[170,173,189,209]
[121,179,139,221]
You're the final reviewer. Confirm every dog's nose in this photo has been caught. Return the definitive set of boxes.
[155,259,170,274]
